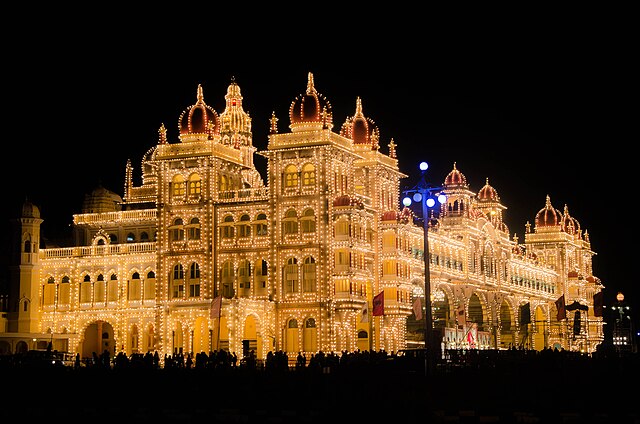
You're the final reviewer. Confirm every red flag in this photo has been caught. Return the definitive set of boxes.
[210,295,222,319]
[372,291,384,316]
[413,297,422,321]
[593,291,604,317]
[555,294,566,320]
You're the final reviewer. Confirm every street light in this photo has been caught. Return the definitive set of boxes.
[402,161,446,375]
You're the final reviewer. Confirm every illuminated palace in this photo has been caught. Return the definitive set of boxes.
[1,73,604,360]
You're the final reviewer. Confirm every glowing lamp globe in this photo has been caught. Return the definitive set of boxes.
[412,193,422,202]
[402,197,412,207]
[419,162,429,171]
[438,194,447,204]
[426,198,436,207]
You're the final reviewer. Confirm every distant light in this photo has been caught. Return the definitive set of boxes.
[402,197,412,207]
[419,162,428,171]
[617,292,624,302]
[412,192,422,202]
[426,198,436,207]
[437,194,447,204]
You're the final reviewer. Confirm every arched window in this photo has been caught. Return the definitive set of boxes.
[283,209,298,235]
[129,272,141,301]
[219,174,229,192]
[303,317,317,352]
[284,164,298,187]
[170,218,184,241]
[110,234,118,243]
[221,260,235,298]
[188,173,202,196]
[284,257,298,293]
[147,271,155,279]
[303,257,316,293]
[255,213,268,236]
[189,263,200,297]
[221,215,235,239]
[302,163,316,186]
[24,240,31,253]
[126,233,136,243]
[187,217,201,240]
[140,232,149,242]
[172,175,185,197]
[171,264,184,298]
[301,208,316,233]
[80,275,92,303]
[144,271,156,300]
[238,214,251,238]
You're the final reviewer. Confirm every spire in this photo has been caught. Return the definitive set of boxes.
[355,97,363,117]
[270,112,278,134]
[545,194,552,207]
[197,84,204,103]
[158,123,167,144]
[388,138,397,159]
[306,72,315,94]
[124,159,133,202]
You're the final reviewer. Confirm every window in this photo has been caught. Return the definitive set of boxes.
[238,214,251,238]
[302,163,316,186]
[187,217,201,240]
[171,264,184,298]
[303,257,316,293]
[126,233,135,243]
[219,174,229,192]
[188,173,202,196]
[255,213,268,236]
[255,259,268,289]
[171,218,184,241]
[335,220,349,237]
[301,208,316,233]
[238,260,251,293]
[172,175,185,197]
[283,209,298,235]
[284,164,298,187]
[221,215,235,239]
[284,258,298,293]
[221,260,235,298]
[140,232,149,242]
[189,263,200,297]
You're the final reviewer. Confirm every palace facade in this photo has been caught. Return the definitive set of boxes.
[1,73,604,361]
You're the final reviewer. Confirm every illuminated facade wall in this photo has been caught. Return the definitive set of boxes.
[3,74,603,359]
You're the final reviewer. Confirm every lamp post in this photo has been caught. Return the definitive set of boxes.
[402,161,446,375]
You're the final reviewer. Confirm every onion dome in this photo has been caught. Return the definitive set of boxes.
[289,72,333,131]
[82,184,122,214]
[568,270,579,278]
[561,204,581,235]
[21,198,40,218]
[534,195,563,229]
[219,77,252,145]
[340,97,380,149]
[332,194,363,208]
[178,84,219,141]
[477,178,499,202]
[443,162,468,187]
[381,210,399,221]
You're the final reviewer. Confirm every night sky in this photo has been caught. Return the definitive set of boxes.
[1,16,634,327]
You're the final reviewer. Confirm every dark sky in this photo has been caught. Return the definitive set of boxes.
[1,16,634,324]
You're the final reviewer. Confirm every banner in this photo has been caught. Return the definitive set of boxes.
[372,291,384,316]
[360,302,369,323]
[593,291,604,317]
[555,295,566,320]
[413,297,422,321]
[519,302,531,325]
[456,302,466,328]
[210,295,222,319]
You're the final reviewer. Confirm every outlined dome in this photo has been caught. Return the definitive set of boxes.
[381,210,399,221]
[444,162,468,187]
[340,97,380,148]
[289,72,333,129]
[21,198,40,218]
[178,84,219,140]
[534,195,562,228]
[561,204,581,235]
[82,184,122,214]
[219,77,252,137]
[477,178,499,201]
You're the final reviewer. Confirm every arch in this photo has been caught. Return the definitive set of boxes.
[254,213,268,236]
[284,164,298,187]
[499,300,515,349]
[284,257,298,294]
[238,214,251,238]
[533,304,548,351]
[301,208,316,233]
[243,315,259,358]
[172,174,186,197]
[170,218,184,241]
[188,173,202,196]
[285,318,299,353]
[187,217,201,240]
[301,163,316,186]
[170,264,185,299]
[302,257,316,293]
[221,215,235,239]
[79,320,116,361]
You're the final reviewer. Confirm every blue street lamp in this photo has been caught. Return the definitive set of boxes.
[402,161,446,375]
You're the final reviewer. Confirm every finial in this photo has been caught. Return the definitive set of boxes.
[485,177,489,185]
[306,72,315,94]
[453,161,457,170]
[230,75,236,83]
[355,97,363,116]
[545,194,552,206]
[525,221,531,233]
[158,123,167,144]
[322,106,329,129]
[270,111,278,134]
[388,138,397,159]
[197,84,204,103]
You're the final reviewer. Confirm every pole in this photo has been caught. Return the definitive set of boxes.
[421,187,435,375]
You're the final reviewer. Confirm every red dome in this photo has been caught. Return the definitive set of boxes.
[179,84,219,137]
[561,204,581,235]
[535,195,563,228]
[568,270,579,278]
[333,195,352,207]
[382,210,398,221]
[477,178,499,201]
[289,72,332,127]
[340,97,379,148]
[444,162,467,187]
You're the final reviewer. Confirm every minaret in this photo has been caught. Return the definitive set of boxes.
[8,199,44,333]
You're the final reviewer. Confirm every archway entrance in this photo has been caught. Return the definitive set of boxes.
[81,321,115,361]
